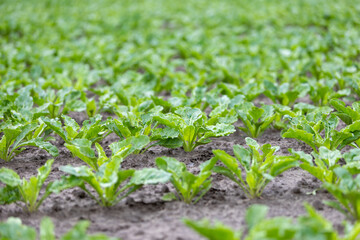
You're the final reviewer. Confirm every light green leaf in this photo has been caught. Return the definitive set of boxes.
[0,168,21,187]
[129,168,171,185]
[40,217,55,240]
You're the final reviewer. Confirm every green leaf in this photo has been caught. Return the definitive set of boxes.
[155,157,186,176]
[110,135,150,155]
[48,176,83,194]
[318,147,341,167]
[42,117,67,141]
[65,139,97,170]
[213,150,240,174]
[37,159,54,187]
[245,204,268,230]
[86,98,97,118]
[40,217,55,240]
[0,186,20,204]
[60,221,90,240]
[62,115,80,140]
[129,168,171,185]
[0,218,36,240]
[0,168,21,187]
[175,107,204,126]
[289,149,313,164]
[162,192,177,201]
[157,138,183,149]
[59,165,93,178]
[282,128,317,152]
[19,138,58,157]
[184,219,241,240]
[153,113,183,129]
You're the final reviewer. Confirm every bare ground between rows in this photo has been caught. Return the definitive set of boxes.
[0,119,345,240]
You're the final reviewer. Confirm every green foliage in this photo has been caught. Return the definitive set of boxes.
[153,106,236,152]
[330,99,360,125]
[282,113,360,152]
[185,203,359,240]
[35,88,87,119]
[155,156,217,204]
[308,79,351,106]
[0,217,120,240]
[183,219,241,240]
[64,136,149,171]
[263,81,309,106]
[42,115,109,144]
[0,159,76,212]
[213,138,298,198]
[323,168,360,221]
[291,147,360,185]
[60,154,171,207]
[109,102,162,139]
[0,121,58,161]
[290,147,344,184]
[235,102,277,138]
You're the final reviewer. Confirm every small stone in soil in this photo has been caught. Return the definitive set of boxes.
[312,200,324,210]
[291,187,302,194]
[75,190,86,199]
[126,197,136,206]
[161,185,170,193]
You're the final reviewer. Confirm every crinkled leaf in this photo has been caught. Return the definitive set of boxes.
[0,168,21,187]
[245,204,268,230]
[40,217,55,240]
[129,168,171,185]
[21,138,59,157]
[175,107,204,126]
[0,218,36,240]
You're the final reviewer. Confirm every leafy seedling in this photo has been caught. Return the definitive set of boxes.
[155,156,217,204]
[235,102,277,138]
[323,167,360,221]
[290,147,344,184]
[263,80,309,106]
[0,159,78,212]
[60,152,171,207]
[308,79,350,106]
[282,113,360,153]
[153,106,236,152]
[42,114,109,144]
[65,135,149,171]
[213,138,298,198]
[0,217,120,240]
[183,219,241,240]
[185,203,357,240]
[0,122,58,161]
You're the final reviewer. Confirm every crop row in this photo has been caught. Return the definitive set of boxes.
[2,0,360,239]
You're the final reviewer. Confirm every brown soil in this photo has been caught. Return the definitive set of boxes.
[0,114,344,240]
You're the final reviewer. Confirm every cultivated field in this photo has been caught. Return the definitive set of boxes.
[1,0,360,239]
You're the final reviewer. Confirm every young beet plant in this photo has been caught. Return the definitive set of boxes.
[64,135,149,171]
[60,147,171,207]
[212,138,297,198]
[0,217,119,240]
[235,102,277,138]
[184,203,355,240]
[323,167,360,221]
[153,106,236,152]
[0,159,77,212]
[331,99,360,148]
[0,121,58,161]
[42,114,110,144]
[155,156,217,204]
[282,113,360,153]
[263,80,309,106]
[107,104,194,151]
[289,147,343,184]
